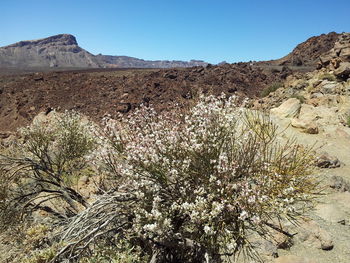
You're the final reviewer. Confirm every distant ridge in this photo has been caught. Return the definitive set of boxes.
[0,32,346,70]
[0,34,208,69]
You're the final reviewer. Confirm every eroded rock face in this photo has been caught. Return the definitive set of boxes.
[0,34,102,68]
[321,33,350,63]
[319,33,350,80]
[274,32,340,67]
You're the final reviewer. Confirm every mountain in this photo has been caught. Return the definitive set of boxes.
[271,32,340,67]
[1,32,344,70]
[0,34,207,69]
[0,34,102,68]
[95,54,207,68]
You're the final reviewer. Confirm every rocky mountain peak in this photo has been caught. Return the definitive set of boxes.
[5,34,78,48]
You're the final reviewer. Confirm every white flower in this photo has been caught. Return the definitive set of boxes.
[239,210,248,220]
[204,225,212,234]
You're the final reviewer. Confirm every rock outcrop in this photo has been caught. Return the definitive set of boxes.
[272,32,340,67]
[319,33,350,80]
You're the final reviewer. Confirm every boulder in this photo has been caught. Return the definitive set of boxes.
[340,46,350,57]
[320,81,339,94]
[334,62,350,80]
[291,104,320,134]
[296,220,334,251]
[270,98,301,118]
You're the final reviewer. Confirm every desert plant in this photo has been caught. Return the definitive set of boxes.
[260,82,283,97]
[79,238,148,263]
[22,242,61,263]
[319,73,336,82]
[290,94,305,103]
[0,111,97,220]
[54,95,318,262]
[0,146,23,230]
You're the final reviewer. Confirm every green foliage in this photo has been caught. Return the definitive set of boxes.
[260,82,283,97]
[21,243,60,263]
[79,239,148,263]
[319,73,336,81]
[21,111,96,177]
[344,114,350,127]
[290,94,305,103]
[0,111,97,220]
[0,147,22,229]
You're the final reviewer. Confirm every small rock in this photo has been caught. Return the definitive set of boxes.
[320,237,334,251]
[316,152,341,168]
[273,232,293,249]
[329,175,350,192]
[250,238,278,258]
[33,76,44,81]
[116,102,131,113]
[164,73,177,79]
[291,118,319,134]
[0,132,12,139]
[228,87,237,93]
[321,81,339,94]
[270,98,301,118]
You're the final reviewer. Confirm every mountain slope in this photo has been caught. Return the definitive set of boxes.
[0,34,207,69]
[272,32,340,67]
[0,34,102,68]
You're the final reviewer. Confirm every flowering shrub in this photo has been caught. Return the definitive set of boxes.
[0,95,318,262]
[70,94,316,262]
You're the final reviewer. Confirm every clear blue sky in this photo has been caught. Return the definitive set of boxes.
[1,0,349,64]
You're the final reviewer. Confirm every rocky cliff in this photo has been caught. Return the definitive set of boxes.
[0,34,102,68]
